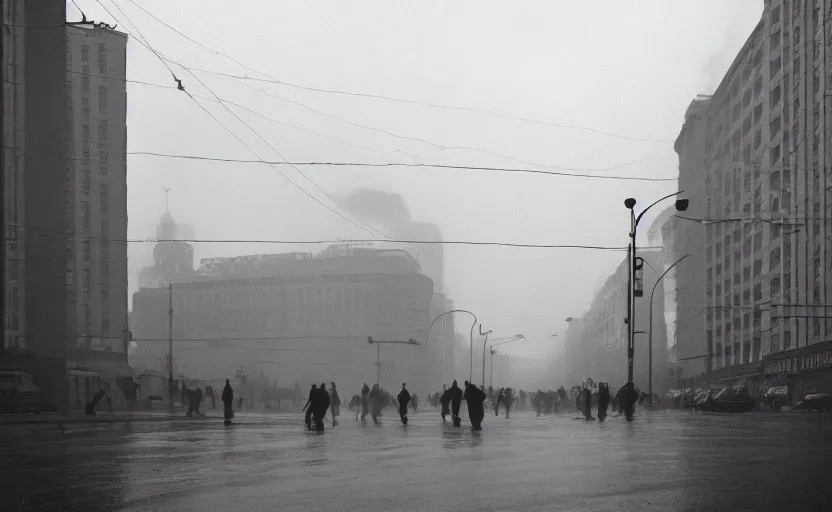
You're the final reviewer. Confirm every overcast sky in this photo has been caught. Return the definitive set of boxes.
[71,0,763,360]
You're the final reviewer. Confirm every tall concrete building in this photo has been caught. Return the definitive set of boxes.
[668,95,711,386]
[63,24,131,388]
[674,1,832,397]
[1,0,68,409]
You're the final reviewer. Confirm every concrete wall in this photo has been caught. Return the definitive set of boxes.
[23,0,68,410]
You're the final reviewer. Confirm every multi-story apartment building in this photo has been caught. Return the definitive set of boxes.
[669,95,711,387]
[691,1,832,398]
[557,248,668,392]
[64,24,131,403]
[1,0,26,351]
[1,0,68,410]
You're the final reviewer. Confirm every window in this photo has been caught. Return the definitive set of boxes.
[101,286,109,304]
[98,121,107,141]
[769,56,781,79]
[98,44,107,74]
[98,86,107,114]
[81,44,90,62]
[101,314,110,335]
[770,144,781,166]
[100,184,109,214]
[81,168,90,195]
[784,331,792,349]
[100,151,108,175]
[770,30,781,51]
[82,124,90,141]
[82,240,90,263]
[83,304,91,327]
[771,5,780,25]
[81,201,91,231]
[100,258,109,279]
[82,269,91,290]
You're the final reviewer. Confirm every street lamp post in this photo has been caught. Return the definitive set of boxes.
[624,192,688,386]
[478,325,492,387]
[425,309,478,383]
[484,335,525,388]
[489,349,497,388]
[367,337,421,387]
[648,254,690,403]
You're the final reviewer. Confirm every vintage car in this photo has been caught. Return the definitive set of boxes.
[794,392,831,413]
[696,386,756,413]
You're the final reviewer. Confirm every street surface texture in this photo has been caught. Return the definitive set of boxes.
[1,409,831,512]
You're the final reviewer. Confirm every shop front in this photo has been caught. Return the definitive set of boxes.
[761,341,832,406]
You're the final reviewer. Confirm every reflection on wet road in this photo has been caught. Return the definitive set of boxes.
[2,411,831,511]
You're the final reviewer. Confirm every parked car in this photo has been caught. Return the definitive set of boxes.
[0,371,42,414]
[794,392,831,413]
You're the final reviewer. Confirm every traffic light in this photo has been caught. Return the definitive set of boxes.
[633,257,644,297]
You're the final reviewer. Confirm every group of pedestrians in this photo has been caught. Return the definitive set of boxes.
[302,382,341,431]
[434,380,488,430]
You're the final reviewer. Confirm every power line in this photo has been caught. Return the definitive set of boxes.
[200,95,418,159]
[120,1,670,143]
[192,69,672,173]
[183,76,389,239]
[75,65,670,174]
[94,1,387,239]
[5,225,653,250]
[127,152,676,181]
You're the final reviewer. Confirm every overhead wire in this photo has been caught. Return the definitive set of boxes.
[127,152,677,182]
[186,67,672,174]
[5,225,657,250]
[94,0,389,239]
[121,0,672,144]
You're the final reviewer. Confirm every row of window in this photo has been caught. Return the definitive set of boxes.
[80,43,108,74]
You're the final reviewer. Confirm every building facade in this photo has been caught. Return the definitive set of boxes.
[1,0,69,411]
[1,0,26,351]
[130,243,438,396]
[64,25,131,387]
[557,249,669,392]
[691,1,832,392]
[669,95,711,386]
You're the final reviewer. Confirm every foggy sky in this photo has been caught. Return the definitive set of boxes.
[70,0,763,360]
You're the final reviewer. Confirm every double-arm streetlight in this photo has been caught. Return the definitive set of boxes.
[485,335,525,388]
[425,309,478,382]
[624,192,688,386]
[367,337,420,386]
[648,254,690,402]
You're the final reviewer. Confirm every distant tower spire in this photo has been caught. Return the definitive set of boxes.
[163,186,171,212]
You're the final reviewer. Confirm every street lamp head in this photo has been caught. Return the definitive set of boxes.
[367,337,374,345]
[490,349,497,355]
[624,197,637,209]
[407,338,421,345]
[675,198,689,212]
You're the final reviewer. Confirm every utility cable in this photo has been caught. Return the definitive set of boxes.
[121,0,672,143]
[94,1,388,239]
[127,152,676,182]
[5,225,657,250]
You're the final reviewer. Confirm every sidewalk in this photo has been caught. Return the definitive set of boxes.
[0,409,219,426]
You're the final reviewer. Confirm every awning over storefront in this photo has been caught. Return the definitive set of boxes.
[713,373,759,385]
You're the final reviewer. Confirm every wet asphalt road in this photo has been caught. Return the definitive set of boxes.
[1,409,831,512]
